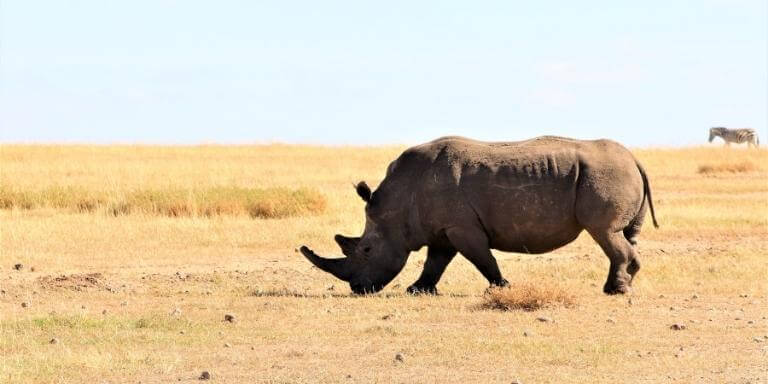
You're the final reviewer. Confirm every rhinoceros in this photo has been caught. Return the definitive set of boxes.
[300,136,658,295]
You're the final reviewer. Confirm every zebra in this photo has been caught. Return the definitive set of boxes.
[709,127,760,148]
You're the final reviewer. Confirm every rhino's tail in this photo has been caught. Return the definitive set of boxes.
[636,161,659,228]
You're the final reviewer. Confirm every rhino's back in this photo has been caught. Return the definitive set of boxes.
[407,135,592,186]
[412,135,594,161]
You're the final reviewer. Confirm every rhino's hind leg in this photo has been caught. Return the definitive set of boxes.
[623,200,646,284]
[588,230,636,295]
[626,258,640,285]
[407,246,457,295]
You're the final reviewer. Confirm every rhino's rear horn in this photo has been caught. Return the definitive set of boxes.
[334,234,360,257]
[299,246,353,281]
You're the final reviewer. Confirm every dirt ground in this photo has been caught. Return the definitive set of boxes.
[1,144,766,383]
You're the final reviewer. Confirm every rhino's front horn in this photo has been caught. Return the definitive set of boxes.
[299,246,353,281]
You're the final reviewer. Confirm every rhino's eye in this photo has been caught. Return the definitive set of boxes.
[363,246,372,254]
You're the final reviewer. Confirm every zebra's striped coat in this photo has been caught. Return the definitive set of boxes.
[709,127,760,148]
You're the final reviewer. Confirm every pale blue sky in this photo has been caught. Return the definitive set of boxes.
[1,1,766,146]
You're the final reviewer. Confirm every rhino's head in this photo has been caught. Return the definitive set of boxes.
[299,181,408,294]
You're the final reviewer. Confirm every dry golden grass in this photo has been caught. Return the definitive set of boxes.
[481,283,575,311]
[1,144,767,383]
[0,185,325,218]
[697,161,759,175]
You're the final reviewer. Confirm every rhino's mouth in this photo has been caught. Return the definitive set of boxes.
[349,282,385,295]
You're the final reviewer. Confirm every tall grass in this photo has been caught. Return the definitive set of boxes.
[0,186,325,218]
[697,161,758,175]
[480,282,575,311]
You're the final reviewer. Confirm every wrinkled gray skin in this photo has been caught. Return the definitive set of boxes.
[300,136,659,295]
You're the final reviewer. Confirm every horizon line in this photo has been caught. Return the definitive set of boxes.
[0,140,753,150]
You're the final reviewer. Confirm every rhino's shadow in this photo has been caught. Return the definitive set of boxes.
[249,288,471,299]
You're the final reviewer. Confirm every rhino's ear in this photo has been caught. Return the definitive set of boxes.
[355,181,371,203]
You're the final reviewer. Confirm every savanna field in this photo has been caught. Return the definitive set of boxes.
[1,144,766,383]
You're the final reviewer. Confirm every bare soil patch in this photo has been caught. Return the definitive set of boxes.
[37,273,120,293]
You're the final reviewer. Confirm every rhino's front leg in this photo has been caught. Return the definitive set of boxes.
[446,227,509,288]
[407,246,457,295]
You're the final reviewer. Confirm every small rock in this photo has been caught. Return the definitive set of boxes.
[49,338,59,344]
[747,320,754,325]
[691,294,699,299]
[21,302,28,308]
[658,294,665,298]
[170,308,182,316]
[380,314,393,320]
[13,263,23,271]
[606,318,616,324]
[81,305,87,310]
[753,337,764,343]
[669,306,675,311]
[394,353,405,363]
[199,371,211,380]
[523,330,533,337]
[326,285,335,291]
[739,293,748,298]
[536,316,553,323]
[735,317,741,321]
[250,346,255,350]
[224,343,232,348]
[30,266,36,272]
[224,314,236,323]
[670,323,686,331]
[179,330,185,334]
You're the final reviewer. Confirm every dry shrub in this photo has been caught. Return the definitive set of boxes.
[697,161,758,175]
[0,186,325,219]
[480,282,575,312]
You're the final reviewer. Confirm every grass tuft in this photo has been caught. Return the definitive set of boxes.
[0,186,325,219]
[697,161,758,174]
[480,282,576,312]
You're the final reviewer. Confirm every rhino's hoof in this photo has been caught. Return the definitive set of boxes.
[603,282,631,295]
[406,285,438,295]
